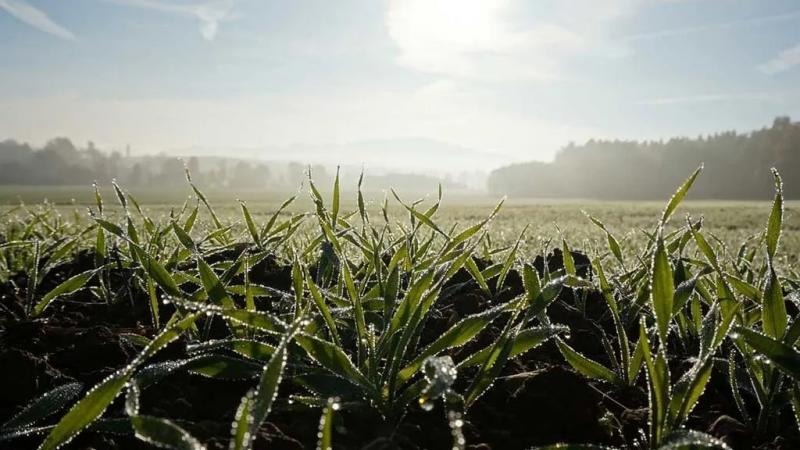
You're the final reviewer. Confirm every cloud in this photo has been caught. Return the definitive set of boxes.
[758,43,800,75]
[621,9,800,41]
[0,0,76,40]
[102,0,235,41]
[638,91,792,106]
[386,1,800,83]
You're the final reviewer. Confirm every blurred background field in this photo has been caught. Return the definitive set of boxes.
[3,185,797,266]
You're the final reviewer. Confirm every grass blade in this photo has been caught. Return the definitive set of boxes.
[399,307,504,382]
[766,168,783,260]
[131,415,205,450]
[651,235,674,345]
[661,164,702,225]
[251,339,290,431]
[305,268,341,346]
[331,166,340,228]
[317,397,338,450]
[38,313,199,450]
[197,257,235,308]
[556,338,618,384]
[240,201,261,248]
[734,326,800,380]
[132,243,182,297]
[2,382,83,431]
[229,390,254,450]
[33,269,99,316]
[295,334,371,390]
[762,264,787,339]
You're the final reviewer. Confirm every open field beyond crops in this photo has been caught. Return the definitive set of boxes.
[2,184,798,266]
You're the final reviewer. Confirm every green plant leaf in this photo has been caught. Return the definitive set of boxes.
[39,313,199,450]
[762,265,787,339]
[174,299,286,333]
[522,263,541,305]
[459,325,567,368]
[331,166,340,227]
[185,355,261,380]
[766,168,783,260]
[240,201,261,248]
[651,235,674,345]
[668,357,713,428]
[465,257,490,294]
[38,372,130,450]
[95,218,124,237]
[727,352,749,423]
[464,329,515,407]
[556,338,619,384]
[33,269,98,316]
[251,340,289,431]
[305,268,341,346]
[131,415,205,450]
[640,320,669,447]
[229,390,254,450]
[526,276,567,319]
[661,164,702,225]
[295,334,371,390]
[659,429,731,449]
[2,382,83,431]
[734,326,800,380]
[399,306,504,382]
[562,240,576,277]
[172,221,197,252]
[317,397,338,450]
[496,226,526,292]
[196,257,235,308]
[132,244,182,297]
[260,195,296,240]
[584,212,623,264]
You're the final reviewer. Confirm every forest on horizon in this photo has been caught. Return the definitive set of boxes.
[0,138,468,193]
[489,117,800,200]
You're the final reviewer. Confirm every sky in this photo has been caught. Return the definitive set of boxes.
[1,0,799,172]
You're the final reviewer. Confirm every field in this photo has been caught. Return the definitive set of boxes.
[2,170,800,450]
[3,185,799,264]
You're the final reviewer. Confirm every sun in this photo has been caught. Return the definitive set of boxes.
[387,0,509,51]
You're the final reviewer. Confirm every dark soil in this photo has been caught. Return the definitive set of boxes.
[1,248,797,449]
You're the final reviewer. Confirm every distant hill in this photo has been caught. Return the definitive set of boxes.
[488,117,800,200]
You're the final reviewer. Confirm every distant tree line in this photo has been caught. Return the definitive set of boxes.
[488,117,800,200]
[0,138,273,188]
[0,138,469,193]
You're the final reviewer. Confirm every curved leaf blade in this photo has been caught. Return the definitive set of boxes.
[131,415,205,450]
[33,270,98,316]
[556,338,618,384]
[2,382,84,431]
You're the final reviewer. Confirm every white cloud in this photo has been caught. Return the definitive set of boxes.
[102,0,235,41]
[0,0,76,40]
[758,43,800,75]
[386,1,800,83]
[638,91,792,106]
[385,0,645,82]
[622,8,800,41]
